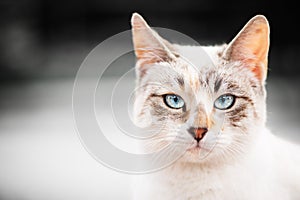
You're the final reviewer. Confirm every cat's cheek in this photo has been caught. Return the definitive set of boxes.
[133,93,154,128]
[168,111,190,124]
[133,108,153,128]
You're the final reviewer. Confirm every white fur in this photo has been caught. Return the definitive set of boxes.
[132,46,300,200]
[131,14,300,199]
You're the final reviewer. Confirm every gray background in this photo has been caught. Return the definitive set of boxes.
[0,0,299,199]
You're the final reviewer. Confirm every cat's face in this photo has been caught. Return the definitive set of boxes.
[131,13,269,165]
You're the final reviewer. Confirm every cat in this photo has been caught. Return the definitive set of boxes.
[130,13,300,200]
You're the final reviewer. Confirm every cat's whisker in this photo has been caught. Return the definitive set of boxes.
[149,145,182,166]
[145,139,192,148]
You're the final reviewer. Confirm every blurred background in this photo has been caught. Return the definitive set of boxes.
[0,0,299,199]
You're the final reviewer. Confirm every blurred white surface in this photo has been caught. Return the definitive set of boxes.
[0,79,135,200]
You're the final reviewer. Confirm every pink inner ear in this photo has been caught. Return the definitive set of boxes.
[225,15,270,82]
[241,58,265,81]
[252,64,264,81]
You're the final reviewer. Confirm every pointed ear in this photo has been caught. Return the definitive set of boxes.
[223,15,270,82]
[131,13,177,71]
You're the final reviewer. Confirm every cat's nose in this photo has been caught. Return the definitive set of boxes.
[188,127,208,143]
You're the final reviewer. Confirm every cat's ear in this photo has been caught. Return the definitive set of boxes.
[131,13,177,76]
[223,15,270,82]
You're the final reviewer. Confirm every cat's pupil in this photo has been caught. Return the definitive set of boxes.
[173,97,178,102]
[221,96,227,103]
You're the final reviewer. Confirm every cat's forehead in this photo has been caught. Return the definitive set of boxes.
[175,45,226,70]
[159,65,258,106]
[145,62,250,95]
[141,44,260,97]
[175,45,258,90]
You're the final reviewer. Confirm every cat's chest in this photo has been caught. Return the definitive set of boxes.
[158,172,225,200]
[133,164,282,200]
[134,167,226,199]
[155,169,239,199]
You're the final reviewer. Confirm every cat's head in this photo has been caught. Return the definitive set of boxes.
[131,13,269,166]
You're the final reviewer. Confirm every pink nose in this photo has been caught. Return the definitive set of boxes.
[188,127,208,142]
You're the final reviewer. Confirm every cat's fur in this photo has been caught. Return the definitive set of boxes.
[131,13,300,200]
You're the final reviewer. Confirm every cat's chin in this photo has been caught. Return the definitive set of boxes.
[177,145,215,164]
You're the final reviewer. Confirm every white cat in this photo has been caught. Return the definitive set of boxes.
[131,13,300,200]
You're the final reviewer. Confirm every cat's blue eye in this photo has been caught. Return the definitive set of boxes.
[164,94,185,109]
[214,94,235,110]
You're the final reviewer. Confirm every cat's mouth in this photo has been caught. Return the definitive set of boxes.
[187,145,201,153]
[187,142,202,152]
[186,142,207,152]
[176,140,217,163]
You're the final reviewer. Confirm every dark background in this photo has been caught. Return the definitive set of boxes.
[0,0,299,81]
